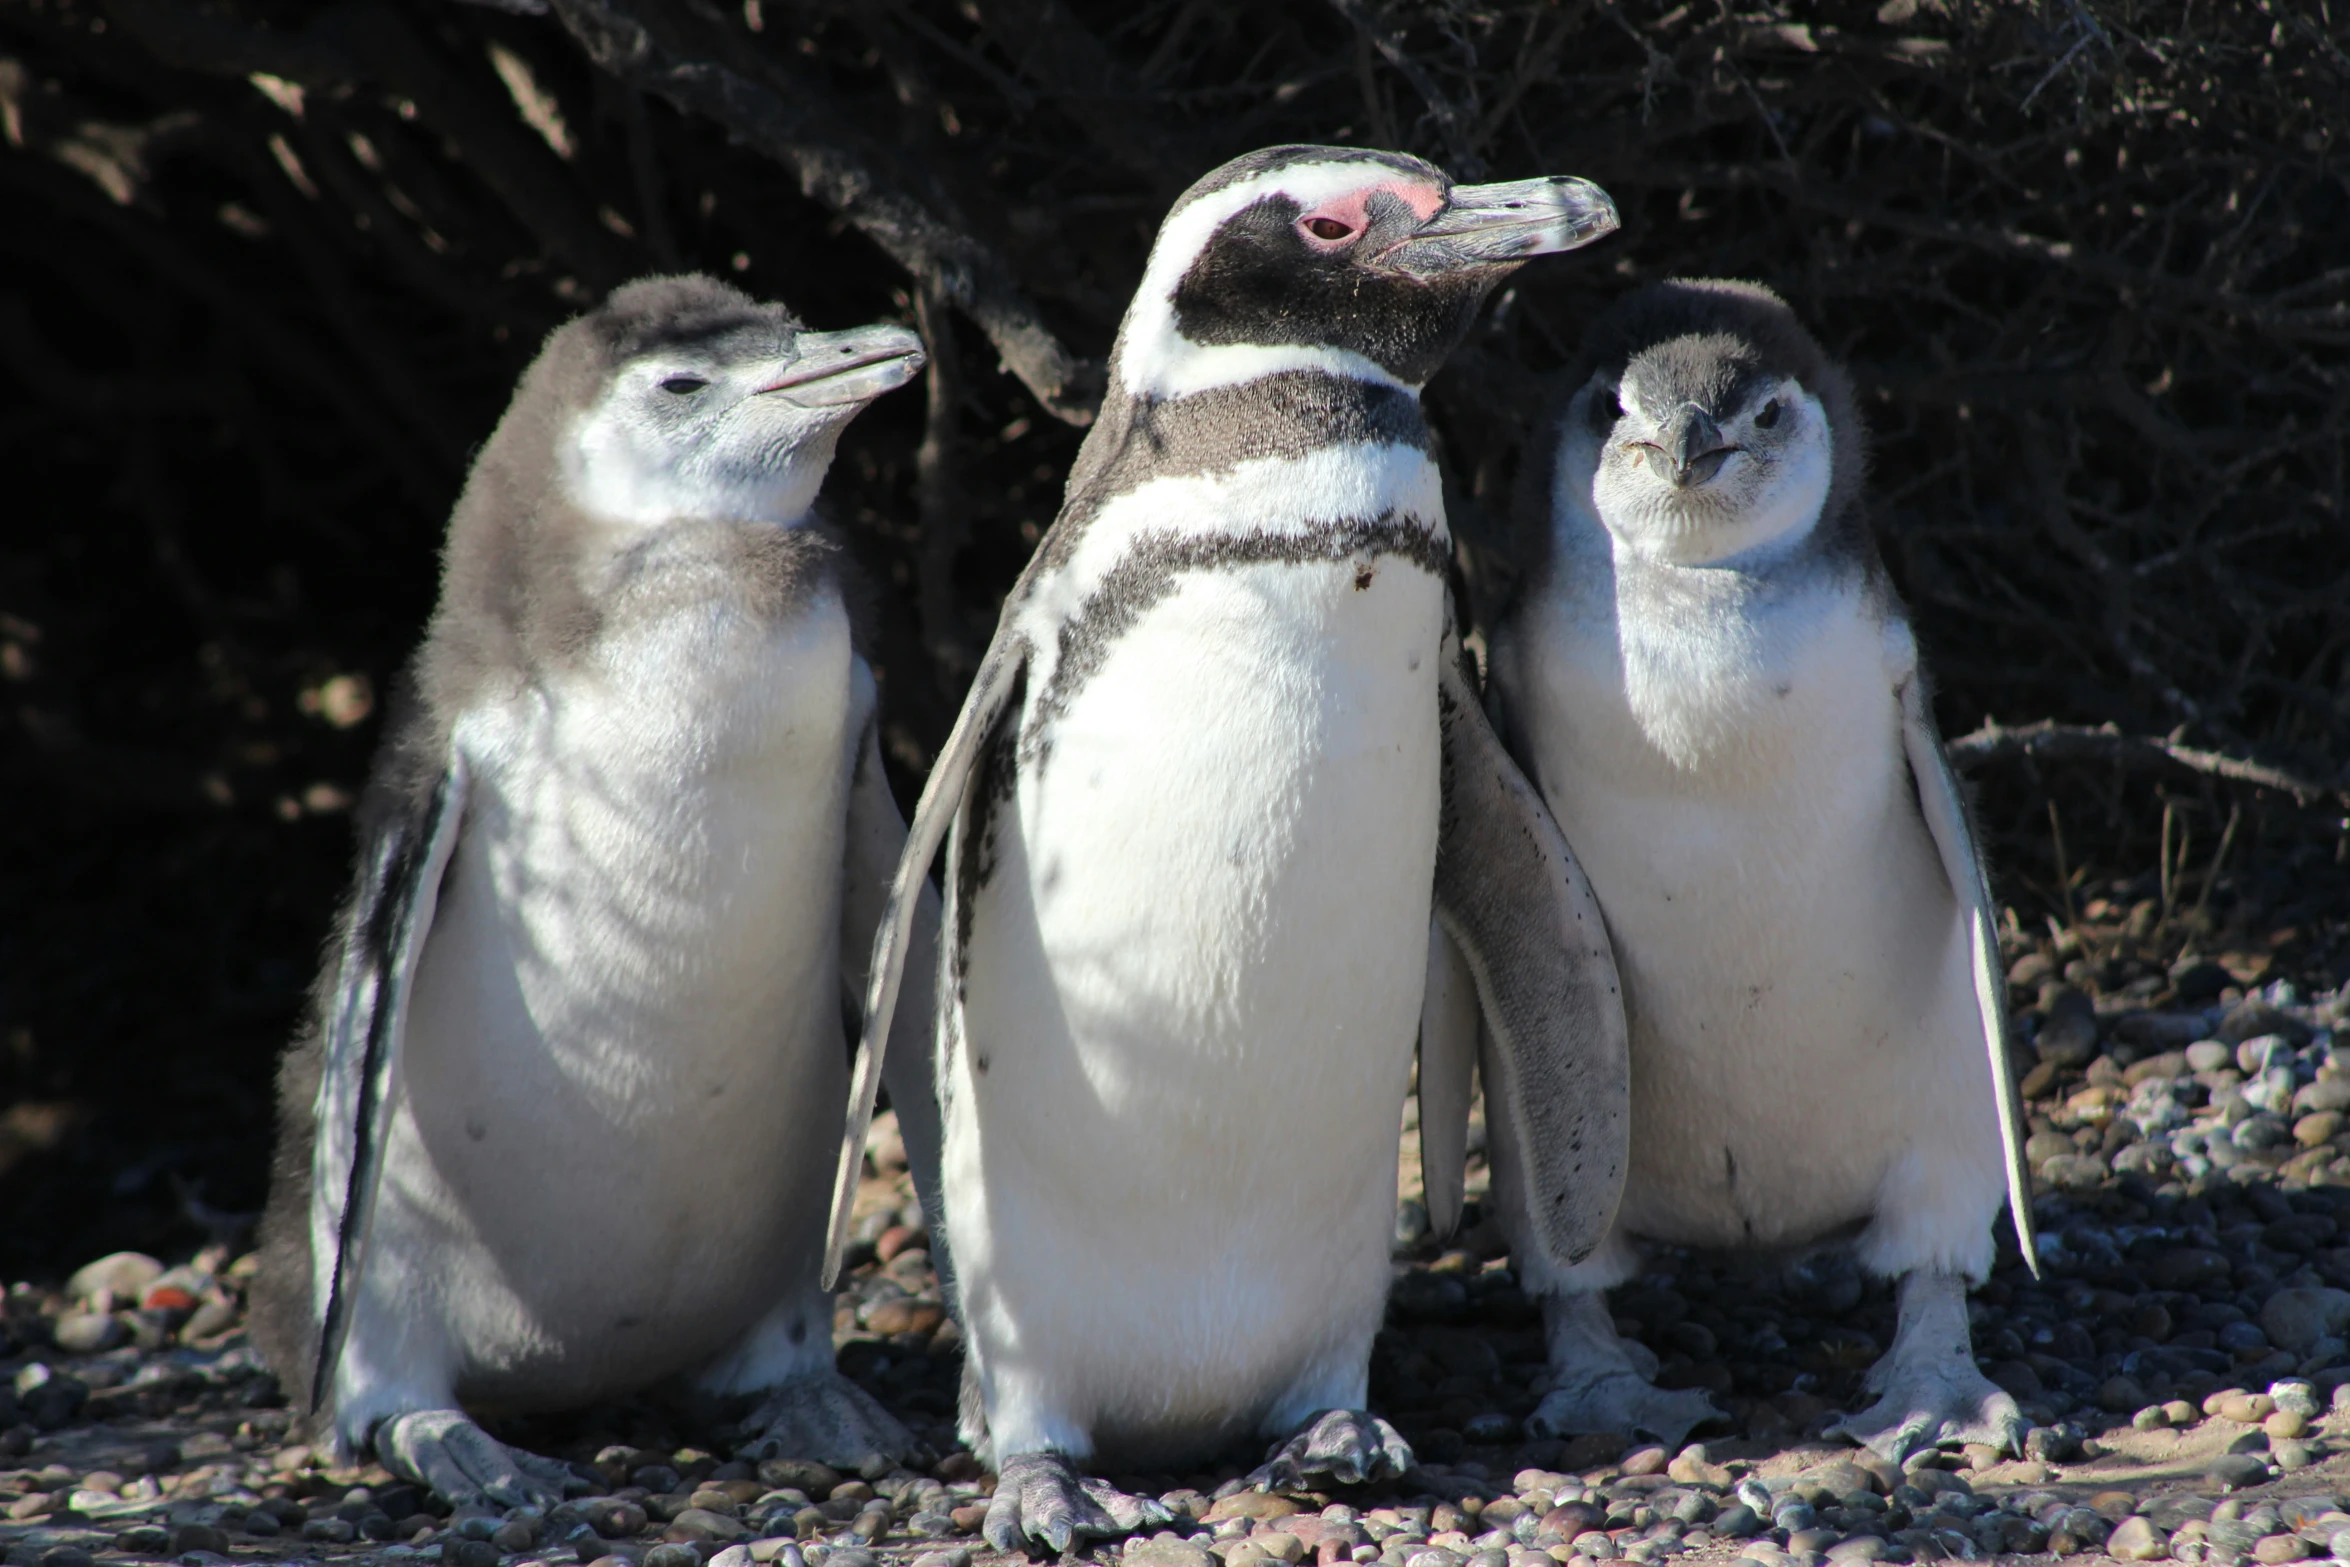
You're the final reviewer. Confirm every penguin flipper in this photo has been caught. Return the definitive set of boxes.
[1417,919,1479,1241]
[1431,634,1629,1273]
[837,661,949,1265]
[1897,671,2041,1277]
[823,634,1028,1289]
[308,755,468,1417]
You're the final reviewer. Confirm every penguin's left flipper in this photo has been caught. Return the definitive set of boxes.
[1417,921,1479,1241]
[1249,1408,1415,1491]
[309,756,469,1419]
[375,1408,587,1510]
[1428,634,1630,1274]
[983,1452,1171,1553]
[824,633,1028,1289]
[836,664,948,1254]
[738,1370,917,1469]
[1896,670,2039,1278]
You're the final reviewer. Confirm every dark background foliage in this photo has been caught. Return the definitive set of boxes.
[1,0,2345,1277]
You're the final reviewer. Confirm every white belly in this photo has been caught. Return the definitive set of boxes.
[375,591,855,1406]
[948,555,1441,1463]
[1500,566,2002,1257]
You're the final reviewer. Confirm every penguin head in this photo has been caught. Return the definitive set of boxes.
[1115,146,1616,401]
[1562,279,1863,568]
[547,274,924,527]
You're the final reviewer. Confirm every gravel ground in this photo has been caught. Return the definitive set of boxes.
[10,950,2350,1567]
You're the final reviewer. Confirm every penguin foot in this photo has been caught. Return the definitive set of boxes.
[373,1408,588,1510]
[737,1370,917,1469]
[1528,1290,1724,1450]
[1824,1268,2025,1465]
[1248,1408,1413,1491]
[983,1452,1170,1554]
[1825,1371,2026,1466]
[1524,1376,1724,1450]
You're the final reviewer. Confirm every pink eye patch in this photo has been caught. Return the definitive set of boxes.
[1295,180,1445,248]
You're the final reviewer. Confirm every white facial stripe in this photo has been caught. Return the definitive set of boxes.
[1119,160,1443,402]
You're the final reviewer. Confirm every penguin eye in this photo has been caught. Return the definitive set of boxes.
[661,375,710,395]
[1587,387,1621,433]
[1302,217,1355,243]
[1753,398,1782,430]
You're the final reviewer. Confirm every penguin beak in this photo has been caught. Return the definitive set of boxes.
[757,324,927,408]
[1648,403,1736,489]
[1378,175,1619,278]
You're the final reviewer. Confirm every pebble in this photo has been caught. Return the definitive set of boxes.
[2108,1516,2169,1560]
[45,1315,124,1355]
[63,1252,162,1303]
[2263,1288,2350,1353]
[167,1525,228,1556]
[2210,1453,2273,1490]
[1210,1494,1307,1524]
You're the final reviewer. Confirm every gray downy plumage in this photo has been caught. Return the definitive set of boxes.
[251,274,945,1508]
[1483,277,2037,1462]
[828,146,1629,1553]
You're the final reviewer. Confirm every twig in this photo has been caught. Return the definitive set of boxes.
[912,283,976,693]
[1948,719,2335,801]
[964,0,1205,187]
[102,0,645,290]
[546,0,1101,425]
[1323,0,1476,173]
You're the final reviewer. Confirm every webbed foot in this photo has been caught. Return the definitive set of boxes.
[1825,1269,2025,1465]
[1525,1291,1724,1449]
[1249,1408,1413,1491]
[373,1408,587,1510]
[983,1452,1171,1554]
[737,1369,916,1468]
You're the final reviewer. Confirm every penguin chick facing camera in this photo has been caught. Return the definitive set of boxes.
[1477,278,2038,1463]
[250,275,947,1508]
[832,145,1631,1555]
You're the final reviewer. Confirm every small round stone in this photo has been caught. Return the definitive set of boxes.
[1710,1505,1761,1539]
[2209,1452,2271,1490]
[644,1546,703,1567]
[448,1541,500,1567]
[49,1314,126,1355]
[2107,1517,2167,1561]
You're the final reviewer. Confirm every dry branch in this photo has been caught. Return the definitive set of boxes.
[1949,720,2337,803]
[546,0,1101,424]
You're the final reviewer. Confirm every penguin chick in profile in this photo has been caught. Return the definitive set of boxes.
[1482,279,2037,1463]
[250,276,944,1507]
[832,145,1629,1554]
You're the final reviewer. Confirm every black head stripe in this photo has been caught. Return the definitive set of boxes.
[1171,195,1497,385]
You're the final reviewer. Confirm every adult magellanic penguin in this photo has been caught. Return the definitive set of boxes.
[833,146,1630,1552]
[1482,279,2038,1461]
[251,275,945,1506]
